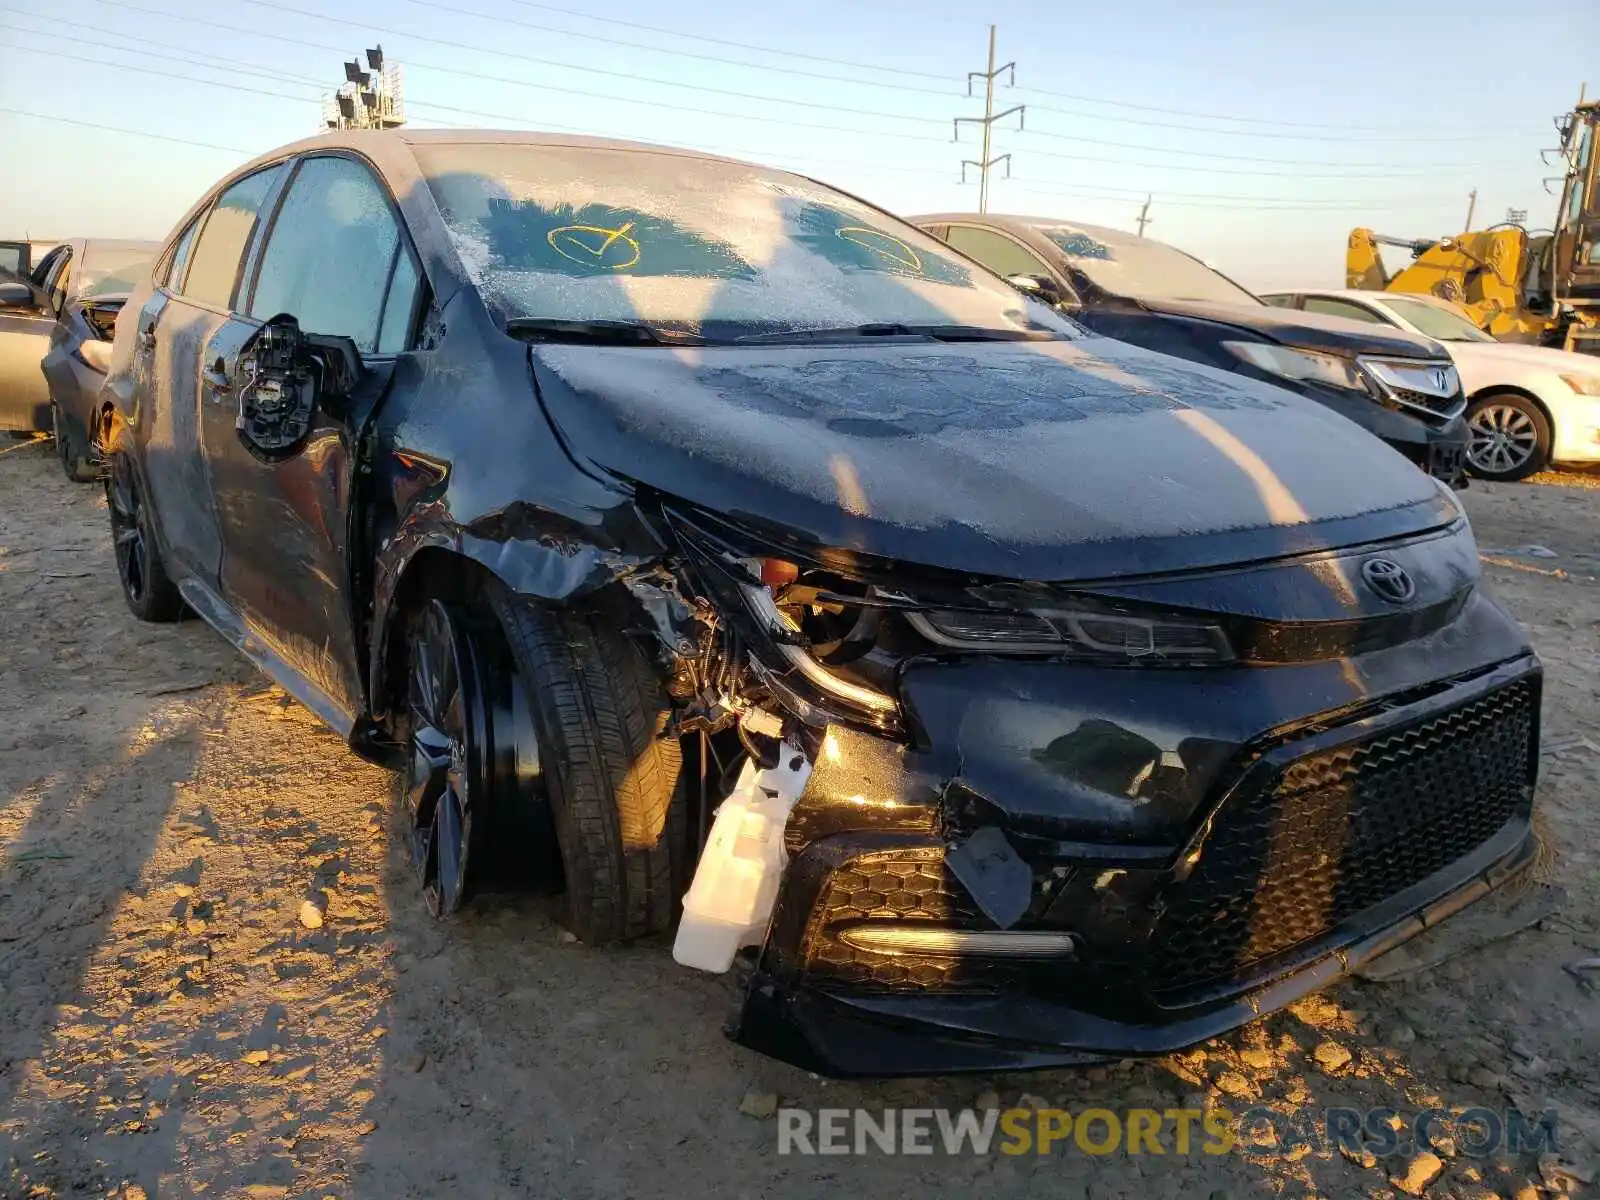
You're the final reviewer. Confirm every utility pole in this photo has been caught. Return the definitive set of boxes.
[1463,188,1478,231]
[1136,195,1153,237]
[954,26,1024,214]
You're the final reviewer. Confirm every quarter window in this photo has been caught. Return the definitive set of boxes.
[249,156,419,353]
[183,165,285,309]
[944,225,1055,281]
[164,219,200,291]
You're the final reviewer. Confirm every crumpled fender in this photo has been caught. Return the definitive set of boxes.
[365,485,665,711]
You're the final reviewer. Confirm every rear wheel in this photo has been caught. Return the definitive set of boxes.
[1466,393,1551,482]
[105,449,184,622]
[52,403,97,482]
[488,589,687,943]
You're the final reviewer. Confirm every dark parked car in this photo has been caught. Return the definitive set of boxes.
[0,238,157,469]
[100,129,1540,1077]
[913,214,1473,487]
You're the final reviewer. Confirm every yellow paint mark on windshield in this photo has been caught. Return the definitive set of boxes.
[548,222,641,270]
[837,227,923,272]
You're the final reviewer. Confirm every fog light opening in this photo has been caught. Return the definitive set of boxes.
[838,925,1079,957]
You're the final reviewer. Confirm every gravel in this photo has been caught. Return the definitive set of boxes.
[2,445,1598,1198]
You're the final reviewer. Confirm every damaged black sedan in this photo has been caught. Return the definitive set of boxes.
[99,130,1541,1077]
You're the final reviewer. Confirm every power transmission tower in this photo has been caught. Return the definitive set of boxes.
[321,45,405,131]
[1136,195,1153,237]
[954,25,1024,214]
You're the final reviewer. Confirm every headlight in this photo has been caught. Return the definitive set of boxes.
[1559,373,1600,396]
[72,339,113,373]
[1222,341,1365,391]
[907,608,1234,664]
[739,577,899,716]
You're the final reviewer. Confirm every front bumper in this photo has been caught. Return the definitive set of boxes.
[1297,382,1470,487]
[40,342,106,444]
[732,653,1541,1077]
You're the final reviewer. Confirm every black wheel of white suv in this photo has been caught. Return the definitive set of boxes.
[1466,392,1551,482]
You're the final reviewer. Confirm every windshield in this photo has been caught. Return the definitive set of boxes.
[1040,225,1260,307]
[76,246,156,298]
[417,143,1077,340]
[1381,295,1494,342]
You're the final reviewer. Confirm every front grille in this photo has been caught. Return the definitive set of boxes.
[1391,385,1467,422]
[1149,679,1535,994]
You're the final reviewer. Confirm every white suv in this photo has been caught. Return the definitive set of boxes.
[1263,288,1600,481]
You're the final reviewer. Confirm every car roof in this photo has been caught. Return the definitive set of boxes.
[910,212,1149,247]
[233,127,774,177]
[82,238,163,252]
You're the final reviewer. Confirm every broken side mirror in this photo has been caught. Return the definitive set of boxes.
[236,314,366,457]
[1005,273,1062,305]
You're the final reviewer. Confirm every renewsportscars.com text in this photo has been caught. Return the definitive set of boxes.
[776,1106,1560,1158]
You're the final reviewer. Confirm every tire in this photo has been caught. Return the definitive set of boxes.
[52,403,97,483]
[1465,393,1552,482]
[487,586,687,943]
[105,448,184,622]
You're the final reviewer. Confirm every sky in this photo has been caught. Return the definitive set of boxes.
[0,0,1593,289]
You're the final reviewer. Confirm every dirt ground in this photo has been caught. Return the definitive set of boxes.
[1,436,1597,1200]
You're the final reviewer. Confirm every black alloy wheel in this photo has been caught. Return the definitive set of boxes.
[404,598,555,917]
[406,599,483,917]
[105,449,183,622]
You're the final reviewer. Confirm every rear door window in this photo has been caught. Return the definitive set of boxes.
[248,155,419,353]
[1303,296,1387,325]
[182,164,285,310]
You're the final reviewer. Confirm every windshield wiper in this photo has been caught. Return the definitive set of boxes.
[505,318,707,347]
[734,322,1053,345]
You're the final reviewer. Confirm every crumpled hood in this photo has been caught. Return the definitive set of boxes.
[1146,298,1448,361]
[530,334,1458,580]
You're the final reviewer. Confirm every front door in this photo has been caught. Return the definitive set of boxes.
[0,244,67,431]
[200,153,421,724]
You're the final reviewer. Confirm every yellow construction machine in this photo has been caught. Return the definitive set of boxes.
[1347,97,1600,356]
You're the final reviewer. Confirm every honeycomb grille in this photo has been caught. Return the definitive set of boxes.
[804,848,1004,992]
[1149,680,1535,993]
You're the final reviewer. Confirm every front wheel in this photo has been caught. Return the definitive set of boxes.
[52,404,97,483]
[1466,393,1551,482]
[489,589,688,943]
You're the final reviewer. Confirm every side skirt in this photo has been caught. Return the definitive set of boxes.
[176,577,360,743]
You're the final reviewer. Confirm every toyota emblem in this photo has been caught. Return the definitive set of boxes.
[1361,558,1416,603]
